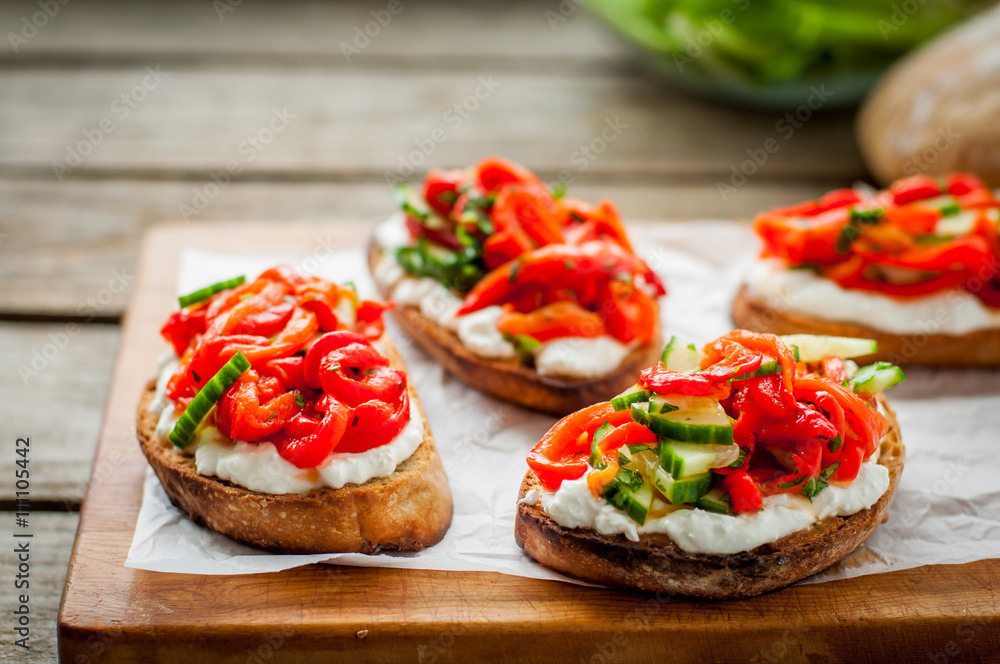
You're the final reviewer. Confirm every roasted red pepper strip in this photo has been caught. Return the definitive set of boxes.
[355,300,392,340]
[271,402,351,469]
[302,331,372,389]
[753,173,1000,307]
[215,370,300,442]
[795,375,888,458]
[335,389,410,454]
[423,167,466,216]
[638,364,733,399]
[527,402,618,491]
[819,356,848,384]
[476,156,545,194]
[492,185,564,247]
[945,173,987,197]
[890,175,941,205]
[497,301,605,342]
[160,306,207,357]
[457,241,665,316]
[229,301,295,337]
[715,331,797,411]
[720,471,762,513]
[701,339,763,380]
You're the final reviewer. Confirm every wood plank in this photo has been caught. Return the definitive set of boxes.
[0,323,120,506]
[58,222,1000,663]
[0,179,840,317]
[0,68,864,179]
[0,511,78,664]
[0,0,626,62]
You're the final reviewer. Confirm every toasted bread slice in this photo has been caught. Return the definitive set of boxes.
[732,284,1000,367]
[367,241,663,415]
[515,396,903,599]
[136,340,452,555]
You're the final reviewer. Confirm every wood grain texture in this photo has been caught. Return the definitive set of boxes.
[57,223,1000,664]
[0,323,119,506]
[0,512,78,664]
[0,179,836,317]
[0,0,627,62]
[0,67,863,179]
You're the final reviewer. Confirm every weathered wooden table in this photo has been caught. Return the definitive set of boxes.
[0,1,871,661]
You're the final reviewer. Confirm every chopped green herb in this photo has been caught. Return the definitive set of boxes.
[563,260,575,270]
[507,333,540,356]
[436,190,458,207]
[729,447,749,468]
[192,370,201,384]
[821,462,841,480]
[836,207,884,253]
[777,475,809,489]
[618,451,630,467]
[264,410,278,423]
[827,435,843,453]
[626,443,654,454]
[362,368,378,375]
[294,393,305,408]
[939,202,961,217]
[395,238,486,291]
[801,463,841,500]
[914,234,950,245]
[508,259,522,283]
[392,183,430,222]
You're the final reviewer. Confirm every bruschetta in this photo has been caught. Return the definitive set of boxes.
[515,330,905,598]
[137,265,452,554]
[369,157,666,414]
[734,173,1000,366]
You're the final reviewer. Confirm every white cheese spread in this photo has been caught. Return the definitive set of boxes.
[534,336,632,379]
[745,257,1000,335]
[149,353,424,494]
[525,458,890,555]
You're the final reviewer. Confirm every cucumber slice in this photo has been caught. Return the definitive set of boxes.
[641,396,734,445]
[652,467,712,505]
[648,496,687,520]
[588,421,614,468]
[602,470,655,525]
[169,351,251,448]
[732,347,801,381]
[648,394,680,415]
[611,386,650,412]
[913,194,957,212]
[696,488,732,515]
[660,336,702,372]
[178,275,246,309]
[779,334,878,362]
[621,448,658,477]
[659,440,739,478]
[848,362,906,396]
[934,210,979,237]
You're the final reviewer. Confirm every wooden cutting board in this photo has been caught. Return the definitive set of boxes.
[58,222,1000,663]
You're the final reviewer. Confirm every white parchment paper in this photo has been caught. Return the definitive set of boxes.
[125,221,1000,586]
